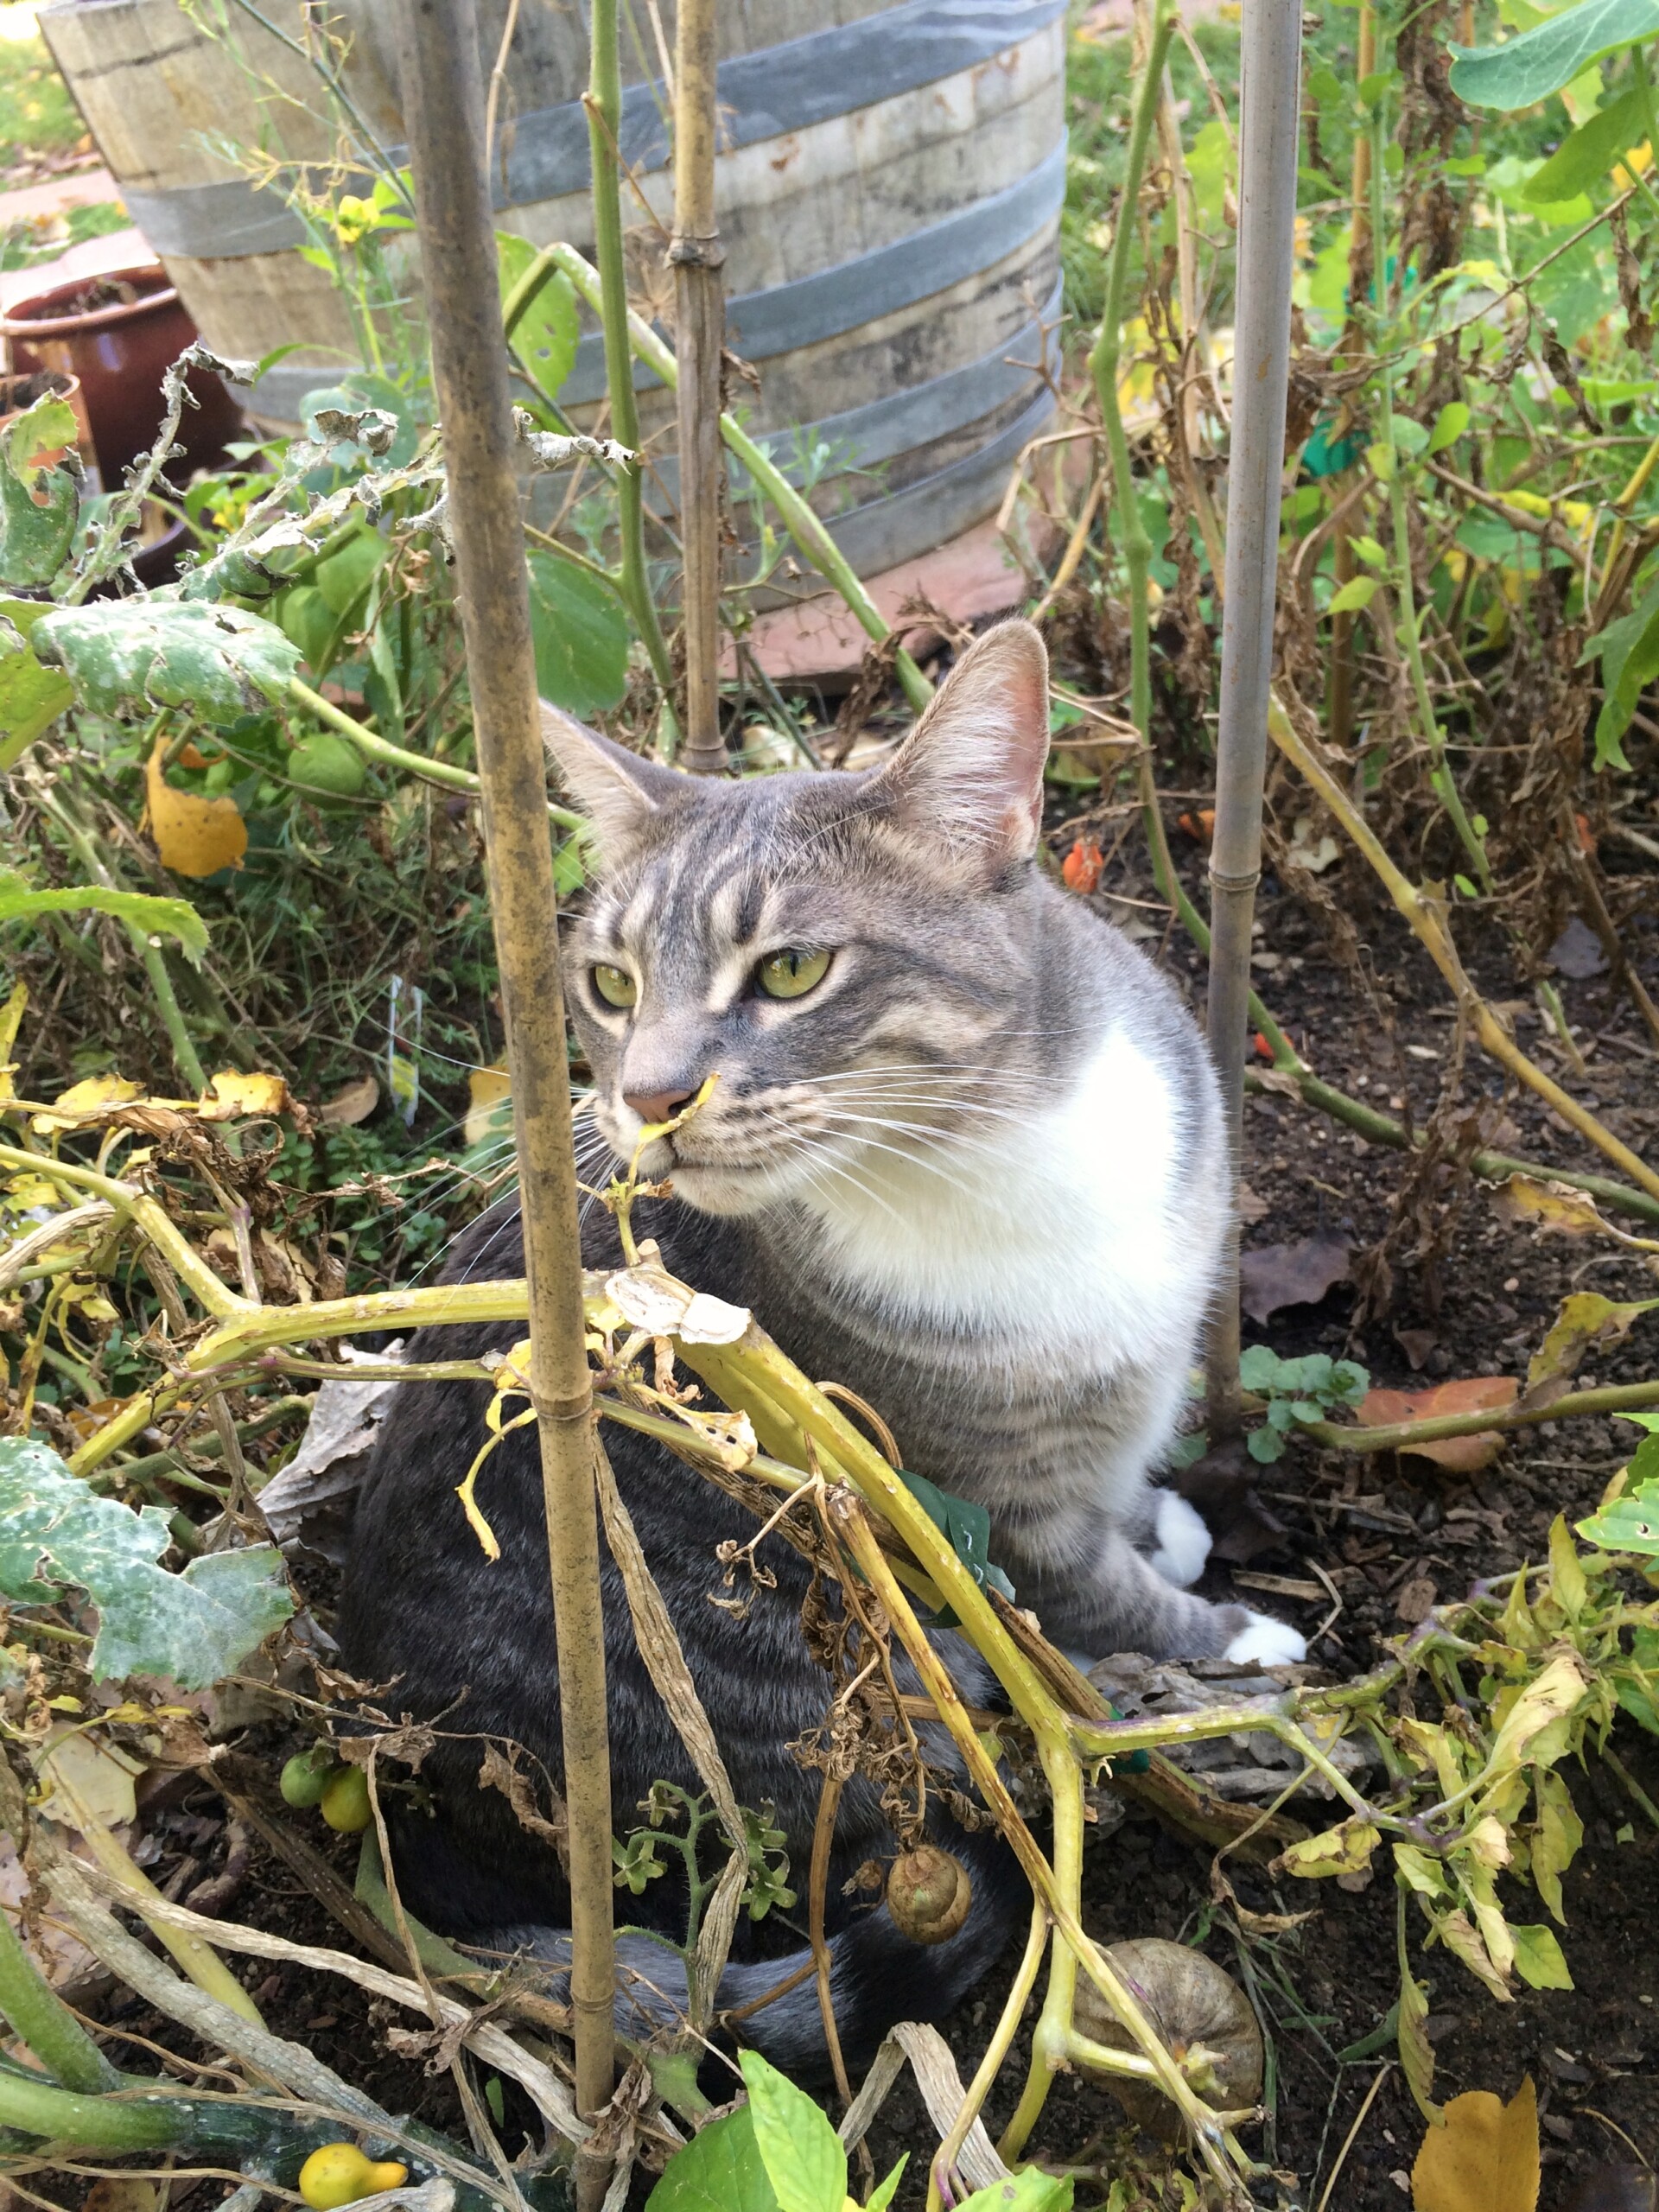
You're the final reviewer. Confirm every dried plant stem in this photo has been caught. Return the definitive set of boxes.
[670,0,725,771]
[582,0,676,710]
[396,3,615,2183]
[48,1765,264,2026]
[1088,0,1176,755]
[1268,696,1659,1204]
[1368,108,1491,893]
[808,1770,853,2106]
[504,242,932,713]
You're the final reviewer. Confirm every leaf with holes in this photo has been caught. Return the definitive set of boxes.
[499,231,579,405]
[0,392,79,587]
[0,1435,292,1687]
[35,600,302,730]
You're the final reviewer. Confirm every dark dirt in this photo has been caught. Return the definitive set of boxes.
[71,792,1659,2212]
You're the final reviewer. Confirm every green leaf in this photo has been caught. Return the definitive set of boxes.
[896,1465,1016,1621]
[0,875,207,962]
[0,1436,292,1688]
[34,601,302,731]
[1510,1922,1573,1988]
[1525,82,1647,197]
[499,231,579,405]
[525,550,631,720]
[1580,568,1659,770]
[739,2052,845,2212]
[957,2174,1074,2212]
[1427,400,1471,454]
[1247,1426,1287,1463]
[1327,575,1379,613]
[645,2106,777,2212]
[866,2158,906,2212]
[1450,0,1659,110]
[1392,417,1429,459]
[1351,534,1389,568]
[0,392,80,589]
[1577,1472,1659,1553]
[315,524,388,617]
[0,598,74,767]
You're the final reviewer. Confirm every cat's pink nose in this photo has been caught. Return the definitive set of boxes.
[625,1086,694,1127]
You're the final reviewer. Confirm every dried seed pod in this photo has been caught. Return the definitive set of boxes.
[884,1845,972,1945]
[1072,1936,1263,2137]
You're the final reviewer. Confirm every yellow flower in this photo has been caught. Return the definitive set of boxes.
[330,194,381,247]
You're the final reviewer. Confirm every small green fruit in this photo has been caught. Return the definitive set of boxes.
[320,1764,373,1833]
[288,731,366,802]
[280,1745,337,1809]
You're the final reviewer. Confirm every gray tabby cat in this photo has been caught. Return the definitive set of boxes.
[548,618,1302,1669]
[340,618,1301,2080]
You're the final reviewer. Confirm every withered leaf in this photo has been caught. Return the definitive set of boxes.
[1524,1293,1659,1408]
[1357,1376,1518,1471]
[1547,914,1607,980]
[1239,1232,1351,1323]
[479,1739,568,1859]
[1412,2076,1540,2212]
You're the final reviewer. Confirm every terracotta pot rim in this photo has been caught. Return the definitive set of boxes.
[0,267,179,341]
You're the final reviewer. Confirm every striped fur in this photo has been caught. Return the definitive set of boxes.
[340,622,1300,2082]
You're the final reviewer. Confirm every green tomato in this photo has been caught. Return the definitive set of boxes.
[320,1764,373,1833]
[279,1745,337,1808]
[288,731,366,804]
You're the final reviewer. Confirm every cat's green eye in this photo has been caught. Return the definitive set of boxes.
[592,963,638,1009]
[756,947,831,1000]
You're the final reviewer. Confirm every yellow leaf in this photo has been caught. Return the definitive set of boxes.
[465,1063,512,1147]
[196,1070,289,1121]
[1412,2077,1539,2212]
[1525,1292,1659,1403]
[1274,1817,1381,1879]
[0,977,26,1105]
[35,1727,146,1830]
[29,1073,143,1130]
[145,736,246,879]
[1486,1654,1589,1785]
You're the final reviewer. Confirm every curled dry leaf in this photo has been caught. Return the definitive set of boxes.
[1357,1376,1518,1471]
[1239,1231,1352,1323]
[145,734,247,878]
[605,1264,751,1345]
[1495,1175,1659,1255]
[319,1072,380,1128]
[1411,2076,1540,2212]
[1524,1292,1659,1408]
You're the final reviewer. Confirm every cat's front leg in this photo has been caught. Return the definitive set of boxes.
[1011,1521,1306,1667]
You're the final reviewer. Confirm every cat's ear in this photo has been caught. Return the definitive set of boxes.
[869,620,1050,879]
[540,702,682,855]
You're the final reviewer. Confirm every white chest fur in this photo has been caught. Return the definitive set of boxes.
[799,1027,1220,1366]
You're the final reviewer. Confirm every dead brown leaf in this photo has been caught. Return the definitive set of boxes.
[478,1740,568,1862]
[319,1073,380,1127]
[1357,1376,1519,1471]
[1239,1232,1352,1323]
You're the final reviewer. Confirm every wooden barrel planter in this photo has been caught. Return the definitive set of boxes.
[42,0,1065,586]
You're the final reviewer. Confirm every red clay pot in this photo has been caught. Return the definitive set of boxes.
[0,265,243,489]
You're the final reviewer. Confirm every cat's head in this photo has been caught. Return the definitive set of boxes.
[544,620,1069,1217]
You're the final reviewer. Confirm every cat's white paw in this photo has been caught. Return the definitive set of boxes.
[1149,1491,1212,1589]
[1224,1612,1307,1667]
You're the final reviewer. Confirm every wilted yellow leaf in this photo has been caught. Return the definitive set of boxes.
[29,1073,143,1129]
[1525,1293,1659,1405]
[196,1070,289,1122]
[466,1063,512,1147]
[1274,1817,1381,1880]
[35,1727,147,1830]
[0,977,25,1105]
[1412,2077,1539,2212]
[145,735,246,879]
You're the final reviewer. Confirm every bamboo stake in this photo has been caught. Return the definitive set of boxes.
[393,3,616,2192]
[1203,0,1303,1439]
[670,0,726,773]
[1328,0,1376,750]
[584,0,677,714]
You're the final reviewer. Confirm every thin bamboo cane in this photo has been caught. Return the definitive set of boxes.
[584,0,677,713]
[670,0,726,773]
[1328,0,1376,750]
[1203,0,1303,1440]
[393,4,616,2196]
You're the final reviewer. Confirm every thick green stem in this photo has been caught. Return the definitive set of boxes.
[0,2068,184,2150]
[584,0,677,710]
[0,1910,118,2092]
[289,678,585,832]
[1088,1,1176,753]
[1368,105,1491,893]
